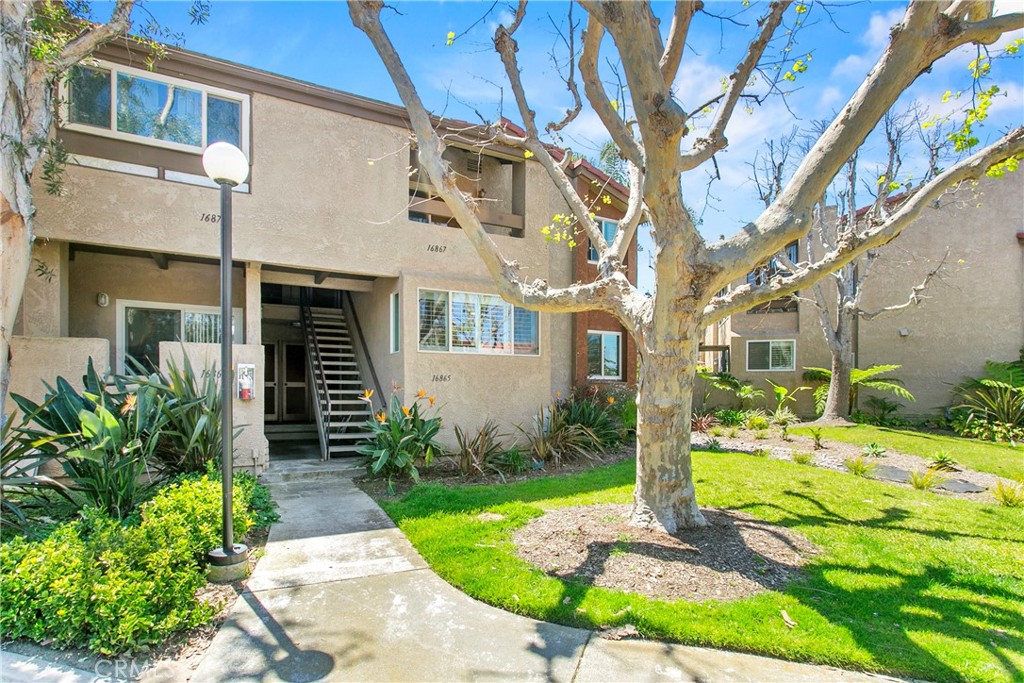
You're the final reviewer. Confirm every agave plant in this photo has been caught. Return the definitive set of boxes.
[802,364,915,415]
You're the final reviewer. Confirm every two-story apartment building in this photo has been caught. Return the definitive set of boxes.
[703,175,1024,418]
[8,41,636,471]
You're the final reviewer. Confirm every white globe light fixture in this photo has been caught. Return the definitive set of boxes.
[202,142,249,187]
[202,140,250,580]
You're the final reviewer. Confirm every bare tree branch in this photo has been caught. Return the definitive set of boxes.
[679,0,791,172]
[349,0,630,316]
[609,160,646,263]
[546,4,583,134]
[53,0,136,71]
[859,248,950,320]
[704,126,1024,322]
[713,3,1024,277]
[578,17,644,166]
[660,1,701,87]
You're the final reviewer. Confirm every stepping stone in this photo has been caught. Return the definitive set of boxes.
[872,465,911,483]
[938,478,987,494]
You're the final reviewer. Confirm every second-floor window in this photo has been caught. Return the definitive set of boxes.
[65,61,250,154]
[418,289,539,355]
[587,219,619,263]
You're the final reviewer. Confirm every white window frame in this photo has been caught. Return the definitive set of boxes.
[587,219,619,264]
[61,59,251,156]
[745,339,796,372]
[416,287,540,357]
[390,290,400,354]
[587,330,623,380]
[116,299,243,374]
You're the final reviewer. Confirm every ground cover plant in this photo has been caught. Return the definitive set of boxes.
[790,424,1022,480]
[0,470,276,655]
[376,451,1023,683]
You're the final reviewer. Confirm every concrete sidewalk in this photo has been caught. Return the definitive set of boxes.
[162,459,900,683]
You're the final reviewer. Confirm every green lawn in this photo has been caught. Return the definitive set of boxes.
[381,452,1024,683]
[790,425,1024,480]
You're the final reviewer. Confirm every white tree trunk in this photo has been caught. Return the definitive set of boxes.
[0,196,32,416]
[818,303,855,423]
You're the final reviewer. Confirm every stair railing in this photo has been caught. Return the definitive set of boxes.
[342,291,385,409]
[300,289,332,460]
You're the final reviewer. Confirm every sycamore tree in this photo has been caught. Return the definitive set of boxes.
[350,0,1023,532]
[751,108,952,422]
[0,1,208,418]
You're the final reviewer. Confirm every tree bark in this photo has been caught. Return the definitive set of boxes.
[0,197,31,416]
[631,319,706,532]
[819,337,854,423]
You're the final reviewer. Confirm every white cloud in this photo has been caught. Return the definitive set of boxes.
[863,7,906,50]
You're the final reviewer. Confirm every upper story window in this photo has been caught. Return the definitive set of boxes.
[64,61,250,154]
[747,241,798,287]
[587,219,619,263]
[417,288,539,356]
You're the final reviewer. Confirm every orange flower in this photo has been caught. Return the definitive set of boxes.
[361,388,374,401]
[416,388,426,398]
[120,393,137,415]
[375,411,387,423]
[428,396,436,407]
[607,396,616,405]
[402,406,412,417]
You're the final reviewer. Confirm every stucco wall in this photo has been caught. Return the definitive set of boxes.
[349,277,403,400]
[5,337,110,417]
[158,342,268,474]
[67,250,245,370]
[719,176,1024,418]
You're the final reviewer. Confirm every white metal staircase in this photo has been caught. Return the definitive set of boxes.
[300,300,375,460]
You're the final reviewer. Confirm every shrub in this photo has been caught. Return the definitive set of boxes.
[792,452,814,465]
[929,450,960,473]
[714,409,746,427]
[560,396,620,448]
[809,427,825,450]
[746,414,771,431]
[754,430,768,440]
[0,472,272,655]
[493,447,530,475]
[454,421,506,476]
[751,448,771,458]
[991,480,1024,507]
[1,408,75,533]
[705,439,723,453]
[909,469,947,491]
[358,391,443,494]
[803,365,914,415]
[771,406,799,427]
[861,442,887,458]
[619,398,637,437]
[844,456,876,478]
[865,396,904,422]
[691,411,718,433]
[727,427,739,439]
[779,424,791,441]
[709,426,725,437]
[518,400,605,468]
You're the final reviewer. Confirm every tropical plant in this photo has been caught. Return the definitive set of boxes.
[991,480,1024,508]
[704,439,723,453]
[358,391,443,494]
[770,406,799,427]
[12,361,167,519]
[493,447,530,476]
[746,413,771,431]
[909,469,947,491]
[809,427,825,450]
[754,430,769,440]
[751,448,771,458]
[803,365,915,416]
[766,380,808,421]
[714,409,746,427]
[952,351,1024,443]
[736,384,766,409]
[779,424,791,441]
[844,456,877,478]
[0,409,73,532]
[709,426,725,437]
[140,355,232,476]
[453,421,506,476]
[865,396,904,423]
[862,442,887,458]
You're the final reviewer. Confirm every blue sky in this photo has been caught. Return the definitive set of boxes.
[101,1,1022,292]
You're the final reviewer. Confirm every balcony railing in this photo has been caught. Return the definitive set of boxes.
[409,196,525,238]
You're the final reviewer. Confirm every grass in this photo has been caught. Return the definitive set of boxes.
[379,451,1024,683]
[790,425,1023,480]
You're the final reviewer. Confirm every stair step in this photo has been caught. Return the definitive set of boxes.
[329,431,375,440]
[328,445,365,454]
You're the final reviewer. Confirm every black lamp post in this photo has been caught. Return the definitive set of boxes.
[202,142,250,575]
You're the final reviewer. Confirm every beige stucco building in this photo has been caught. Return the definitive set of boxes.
[703,176,1024,419]
[9,42,635,472]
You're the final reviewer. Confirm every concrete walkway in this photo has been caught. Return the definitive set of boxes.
[165,459,901,683]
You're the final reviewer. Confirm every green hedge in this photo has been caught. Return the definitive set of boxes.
[0,472,266,655]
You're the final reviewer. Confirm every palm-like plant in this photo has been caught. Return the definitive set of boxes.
[802,364,915,415]
[954,353,1024,428]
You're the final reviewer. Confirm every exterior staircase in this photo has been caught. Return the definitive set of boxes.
[300,301,375,460]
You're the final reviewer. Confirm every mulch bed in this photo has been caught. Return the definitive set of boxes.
[513,503,818,602]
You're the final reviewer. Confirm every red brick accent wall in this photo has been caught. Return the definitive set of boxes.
[569,173,638,389]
